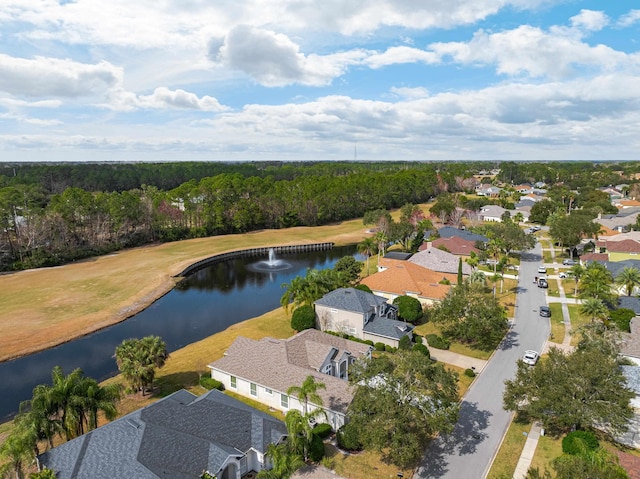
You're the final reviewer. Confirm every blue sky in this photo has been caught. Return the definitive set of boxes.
[1,1,639,162]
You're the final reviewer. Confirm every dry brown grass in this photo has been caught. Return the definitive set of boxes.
[0,219,370,361]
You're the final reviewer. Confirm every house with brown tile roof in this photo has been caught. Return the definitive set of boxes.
[431,236,479,256]
[208,329,372,430]
[360,261,454,306]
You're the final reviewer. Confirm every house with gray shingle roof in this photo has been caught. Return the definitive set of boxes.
[408,246,472,275]
[314,287,413,348]
[39,389,287,479]
[208,329,372,430]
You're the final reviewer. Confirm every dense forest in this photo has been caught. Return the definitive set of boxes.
[0,160,636,272]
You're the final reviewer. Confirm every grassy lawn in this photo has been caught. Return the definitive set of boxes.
[325,444,414,479]
[529,432,563,474]
[486,415,530,479]
[548,303,565,344]
[414,322,493,361]
[561,279,577,298]
[567,303,590,346]
[0,218,373,362]
[542,249,553,263]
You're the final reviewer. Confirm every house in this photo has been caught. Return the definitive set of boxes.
[409,246,473,275]
[479,205,508,222]
[475,184,502,197]
[607,239,640,262]
[437,226,488,244]
[360,261,455,306]
[431,236,480,256]
[209,329,371,430]
[514,184,533,194]
[314,288,414,348]
[39,389,287,479]
[617,318,640,448]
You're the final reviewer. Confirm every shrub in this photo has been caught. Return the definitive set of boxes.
[308,433,325,462]
[412,343,430,358]
[392,295,423,324]
[385,345,397,353]
[414,334,423,345]
[374,342,386,351]
[337,423,362,451]
[562,430,599,455]
[609,308,635,332]
[426,334,450,350]
[398,335,412,350]
[199,374,224,391]
[313,422,333,439]
[464,368,476,378]
[364,340,374,346]
[291,304,316,331]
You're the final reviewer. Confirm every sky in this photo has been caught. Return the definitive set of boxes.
[0,1,639,163]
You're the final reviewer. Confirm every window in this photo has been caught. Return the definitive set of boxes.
[250,383,257,397]
[265,388,273,395]
[230,376,237,389]
[281,394,289,409]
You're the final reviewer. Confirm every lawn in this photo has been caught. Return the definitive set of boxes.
[414,321,493,361]
[548,303,565,344]
[486,415,530,479]
[567,303,590,346]
[0,218,373,362]
[325,444,414,479]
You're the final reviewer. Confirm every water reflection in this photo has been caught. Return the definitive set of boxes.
[0,245,357,421]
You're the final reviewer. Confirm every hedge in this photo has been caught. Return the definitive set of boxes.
[313,422,333,439]
[199,374,225,391]
[426,334,450,350]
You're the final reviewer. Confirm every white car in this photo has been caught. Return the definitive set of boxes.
[522,350,539,366]
[537,265,547,274]
[559,272,567,279]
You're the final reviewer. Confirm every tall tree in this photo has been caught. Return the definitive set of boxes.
[579,297,609,325]
[114,336,169,396]
[579,262,614,304]
[286,376,326,416]
[615,266,640,297]
[357,237,377,277]
[503,337,633,434]
[256,442,304,479]
[568,264,584,296]
[347,350,459,468]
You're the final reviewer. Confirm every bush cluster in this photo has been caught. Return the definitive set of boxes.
[309,433,325,462]
[412,343,430,358]
[337,423,362,451]
[562,430,599,455]
[464,368,476,378]
[199,374,225,391]
[426,334,450,350]
[312,423,333,439]
[290,305,316,331]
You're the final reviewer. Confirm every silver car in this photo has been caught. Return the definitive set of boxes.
[522,350,539,366]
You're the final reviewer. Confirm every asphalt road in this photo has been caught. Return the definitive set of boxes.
[415,243,550,479]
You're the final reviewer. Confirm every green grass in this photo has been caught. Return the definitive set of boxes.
[529,432,563,474]
[414,321,494,361]
[548,303,565,343]
[568,303,590,346]
[486,416,530,479]
[543,249,553,263]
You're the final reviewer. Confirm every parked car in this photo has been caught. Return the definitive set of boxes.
[522,350,539,366]
[538,278,548,288]
[562,259,577,266]
[539,306,551,317]
[537,265,547,274]
[559,272,568,279]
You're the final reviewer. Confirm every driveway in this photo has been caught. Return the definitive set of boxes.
[415,243,550,479]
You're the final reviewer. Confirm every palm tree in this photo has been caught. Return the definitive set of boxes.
[82,379,123,431]
[615,266,640,297]
[47,366,88,440]
[373,231,388,262]
[485,238,503,274]
[357,237,377,277]
[568,263,584,296]
[579,262,614,304]
[286,376,326,416]
[0,428,34,479]
[580,297,609,324]
[256,442,304,479]
[115,336,168,396]
[283,408,326,462]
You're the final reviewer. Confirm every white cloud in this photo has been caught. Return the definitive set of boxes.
[365,46,439,69]
[212,25,366,86]
[429,25,632,79]
[136,87,228,111]
[569,9,608,32]
[0,54,122,97]
[390,87,430,99]
[618,9,640,27]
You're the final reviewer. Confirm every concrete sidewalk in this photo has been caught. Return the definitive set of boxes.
[512,422,543,479]
[428,348,488,372]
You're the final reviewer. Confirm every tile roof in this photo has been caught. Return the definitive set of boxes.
[408,247,473,275]
[432,236,480,256]
[361,261,454,301]
[209,329,371,414]
[580,253,609,263]
[39,389,287,479]
[608,239,640,253]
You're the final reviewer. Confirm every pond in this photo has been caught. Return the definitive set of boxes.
[0,245,358,421]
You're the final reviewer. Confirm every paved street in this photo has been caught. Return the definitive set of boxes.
[415,243,550,479]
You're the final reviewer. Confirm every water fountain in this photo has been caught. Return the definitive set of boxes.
[248,248,292,272]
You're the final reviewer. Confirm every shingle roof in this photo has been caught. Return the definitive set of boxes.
[438,226,488,243]
[621,317,640,359]
[360,261,454,301]
[408,247,473,275]
[603,260,640,279]
[480,205,507,218]
[363,317,414,340]
[208,329,371,414]
[314,287,388,313]
[608,239,640,253]
[39,389,287,479]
